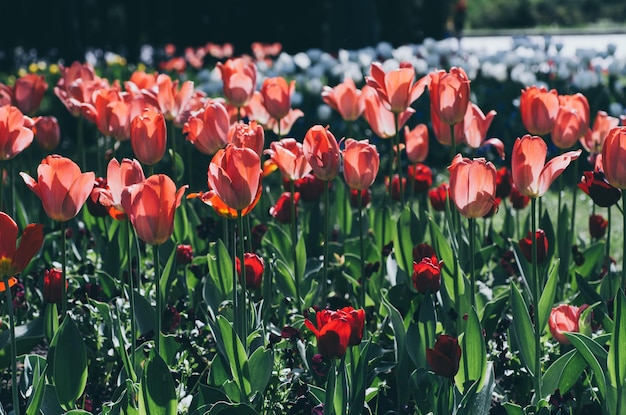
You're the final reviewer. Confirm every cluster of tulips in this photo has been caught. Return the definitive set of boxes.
[1,41,626,415]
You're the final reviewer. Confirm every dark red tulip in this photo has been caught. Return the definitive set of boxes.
[236,252,265,289]
[589,214,608,239]
[519,229,549,263]
[426,334,461,378]
[578,170,621,208]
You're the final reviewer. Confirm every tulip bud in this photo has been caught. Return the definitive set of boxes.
[34,116,61,151]
[236,253,265,290]
[43,268,63,304]
[519,229,549,264]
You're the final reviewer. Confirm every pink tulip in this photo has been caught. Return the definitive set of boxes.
[548,304,589,345]
[321,77,365,121]
[303,125,341,182]
[0,105,34,160]
[362,85,414,139]
[428,67,471,125]
[154,73,194,121]
[404,123,429,163]
[14,74,48,115]
[448,154,497,218]
[131,108,167,166]
[217,57,257,108]
[461,103,497,149]
[260,77,295,121]
[121,174,187,245]
[265,138,312,181]
[183,100,231,155]
[602,126,626,189]
[519,86,559,135]
[366,61,427,114]
[342,138,380,190]
[92,158,146,220]
[228,120,265,157]
[20,155,96,222]
[511,134,581,198]
[33,116,60,151]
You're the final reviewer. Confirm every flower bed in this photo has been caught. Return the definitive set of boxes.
[0,36,626,414]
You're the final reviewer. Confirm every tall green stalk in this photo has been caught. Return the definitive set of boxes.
[4,276,20,415]
[358,191,366,309]
[61,221,68,317]
[153,245,161,356]
[531,197,543,401]
[622,192,626,291]
[469,218,476,308]
[321,180,331,305]
[127,220,137,370]
[238,211,248,347]
[289,180,301,314]
[394,113,405,206]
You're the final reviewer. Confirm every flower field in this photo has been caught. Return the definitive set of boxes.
[1,36,626,415]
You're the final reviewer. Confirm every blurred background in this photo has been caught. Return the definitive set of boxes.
[2,0,625,67]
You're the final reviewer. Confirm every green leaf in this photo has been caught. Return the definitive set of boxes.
[159,245,177,307]
[133,291,156,338]
[455,306,487,393]
[0,316,44,369]
[609,289,626,389]
[382,295,409,405]
[173,198,189,243]
[44,303,59,344]
[215,316,251,397]
[509,282,536,376]
[24,359,47,415]
[248,346,273,395]
[393,206,421,274]
[565,332,608,399]
[169,148,185,182]
[335,179,353,236]
[502,402,524,415]
[205,401,259,415]
[537,258,560,334]
[573,241,605,279]
[138,349,177,415]
[48,317,88,410]
[542,349,587,396]
[206,239,233,298]
[296,231,306,287]
[273,258,297,300]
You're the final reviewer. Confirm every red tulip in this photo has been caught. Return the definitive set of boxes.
[236,252,265,289]
[321,77,365,121]
[342,138,380,190]
[601,126,626,189]
[412,256,443,294]
[349,188,371,208]
[366,61,427,114]
[207,144,262,213]
[589,214,608,239]
[43,268,63,304]
[578,170,621,207]
[426,334,461,378]
[407,163,433,193]
[265,138,312,181]
[121,174,187,245]
[386,174,406,202]
[580,111,619,155]
[509,184,530,210]
[551,106,585,150]
[428,67,471,125]
[303,125,341,181]
[92,158,146,220]
[175,244,193,265]
[305,307,365,359]
[558,93,590,136]
[0,212,44,287]
[511,134,581,198]
[292,174,326,202]
[404,123,429,163]
[519,229,549,264]
[448,154,497,218]
[260,76,295,121]
[519,86,559,135]
[131,108,167,166]
[495,167,513,199]
[0,105,34,160]
[548,304,589,345]
[33,116,60,151]
[412,243,436,262]
[183,100,230,155]
[217,57,257,108]
[429,183,449,212]
[21,155,96,222]
[269,192,300,224]
[14,73,48,115]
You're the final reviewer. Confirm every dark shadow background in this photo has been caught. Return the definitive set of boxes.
[1,0,453,66]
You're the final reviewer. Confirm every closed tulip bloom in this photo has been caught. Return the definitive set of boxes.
[601,126,626,189]
[581,111,620,155]
[217,57,257,108]
[305,312,352,359]
[236,252,265,289]
[33,116,60,151]
[428,67,471,125]
[577,170,621,207]
[121,174,187,245]
[412,256,443,294]
[43,268,63,304]
[260,76,295,120]
[270,191,300,224]
[549,304,589,345]
[0,105,34,160]
[559,93,590,136]
[520,86,559,135]
[429,183,449,212]
[408,163,433,193]
[303,125,341,181]
[321,77,365,121]
[362,85,414,139]
[404,123,429,163]
[131,108,167,166]
[511,135,581,198]
[0,212,44,288]
[155,73,194,121]
[228,120,265,157]
[495,167,513,199]
[365,61,427,114]
[589,214,608,239]
[509,184,530,210]
[183,100,230,155]
[92,158,146,220]
[175,244,193,265]
[519,229,549,264]
[426,334,462,378]
[342,138,380,190]
[551,106,585,150]
[448,154,497,218]
[21,155,96,222]
[265,138,312,181]
[14,73,48,115]
[208,144,262,213]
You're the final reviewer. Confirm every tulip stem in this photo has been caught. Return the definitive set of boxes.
[358,192,366,309]
[290,180,301,314]
[154,244,161,356]
[325,358,338,415]
[531,197,542,402]
[238,211,248,348]
[321,180,331,306]
[10,158,16,219]
[607,206,613,297]
[127,220,137,373]
[394,113,405,207]
[4,276,20,415]
[61,221,68,317]
[469,218,476,308]
[449,124,457,163]
[622,192,626,291]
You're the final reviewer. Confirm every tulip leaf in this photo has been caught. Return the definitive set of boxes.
[382,295,409,405]
[133,290,156,338]
[169,148,185,182]
[138,348,177,415]
[48,316,88,410]
[248,346,273,395]
[215,316,251,397]
[204,401,259,415]
[542,349,587,396]
[509,282,536,376]
[393,206,423,274]
[296,230,306,287]
[206,239,233,298]
[173,198,189,243]
[609,289,626,390]
[273,258,298,300]
[565,332,608,399]
[0,316,44,370]
[335,179,353,236]
[537,257,560,334]
[23,355,47,415]
[455,306,487,393]
[572,241,605,279]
